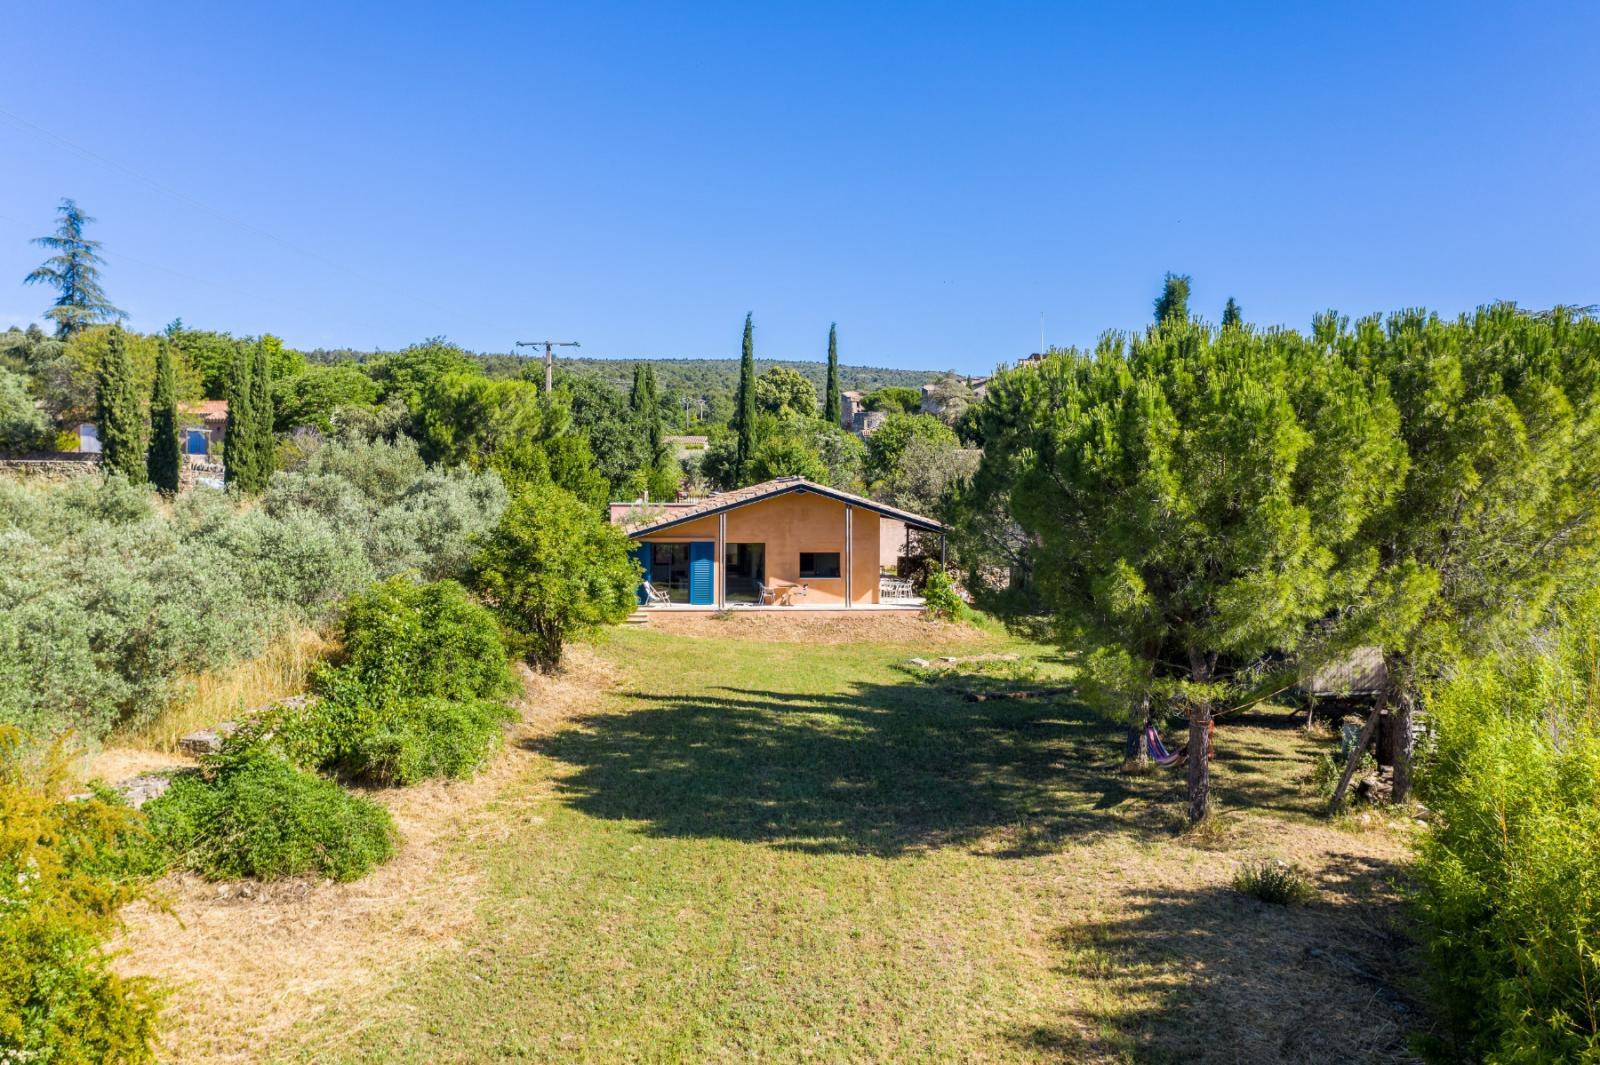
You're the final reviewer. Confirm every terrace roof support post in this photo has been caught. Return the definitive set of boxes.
[717,513,727,610]
[941,533,948,567]
[844,505,854,608]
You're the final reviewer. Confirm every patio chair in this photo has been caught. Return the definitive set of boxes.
[641,580,672,607]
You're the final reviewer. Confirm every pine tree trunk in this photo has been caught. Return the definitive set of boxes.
[1127,695,1153,767]
[1185,650,1216,823]
[1186,704,1211,822]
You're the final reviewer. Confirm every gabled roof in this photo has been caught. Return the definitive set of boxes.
[618,476,945,536]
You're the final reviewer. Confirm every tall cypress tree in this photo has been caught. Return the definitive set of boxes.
[824,323,841,426]
[1221,297,1243,329]
[147,337,181,493]
[248,338,275,487]
[223,344,255,491]
[96,325,146,481]
[734,313,757,481]
[1153,272,1192,325]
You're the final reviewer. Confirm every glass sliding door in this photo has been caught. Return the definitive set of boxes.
[724,542,766,604]
[648,543,692,603]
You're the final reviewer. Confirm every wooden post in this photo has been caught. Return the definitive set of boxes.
[1327,708,1381,814]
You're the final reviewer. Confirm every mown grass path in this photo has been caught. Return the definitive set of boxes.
[285,621,1415,1063]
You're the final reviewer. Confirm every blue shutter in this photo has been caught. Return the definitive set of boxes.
[629,543,653,605]
[689,541,715,605]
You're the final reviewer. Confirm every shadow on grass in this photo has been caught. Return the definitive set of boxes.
[1016,865,1417,1064]
[526,668,1328,858]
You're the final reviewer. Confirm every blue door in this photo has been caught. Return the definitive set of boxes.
[629,543,653,605]
[688,541,715,605]
[184,428,209,456]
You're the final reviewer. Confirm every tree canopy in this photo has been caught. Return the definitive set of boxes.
[24,200,125,337]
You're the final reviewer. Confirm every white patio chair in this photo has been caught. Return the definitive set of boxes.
[642,580,672,607]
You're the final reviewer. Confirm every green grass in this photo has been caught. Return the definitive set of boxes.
[280,625,1415,1063]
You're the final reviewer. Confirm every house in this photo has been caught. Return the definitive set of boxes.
[614,476,944,609]
[74,400,228,459]
[180,400,229,458]
[839,390,864,430]
[664,434,709,461]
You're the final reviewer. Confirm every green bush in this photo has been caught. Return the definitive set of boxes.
[141,753,396,882]
[0,727,160,1063]
[339,696,516,786]
[321,577,513,706]
[1411,594,1600,1061]
[232,578,517,785]
[1232,859,1316,906]
[920,563,970,622]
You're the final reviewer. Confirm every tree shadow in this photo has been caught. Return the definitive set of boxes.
[1015,861,1419,1063]
[526,669,1327,858]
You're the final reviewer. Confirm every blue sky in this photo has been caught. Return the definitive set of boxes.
[2,2,1596,375]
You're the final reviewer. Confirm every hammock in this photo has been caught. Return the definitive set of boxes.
[1145,724,1185,768]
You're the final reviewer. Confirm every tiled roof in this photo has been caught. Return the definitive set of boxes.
[617,476,944,536]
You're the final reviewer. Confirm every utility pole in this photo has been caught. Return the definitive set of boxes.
[515,338,581,396]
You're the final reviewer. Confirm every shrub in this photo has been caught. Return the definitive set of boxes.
[472,483,639,672]
[321,577,513,706]
[141,753,396,882]
[339,696,516,786]
[921,563,970,622]
[236,578,516,784]
[1411,595,1600,1062]
[1232,859,1316,906]
[0,727,160,1063]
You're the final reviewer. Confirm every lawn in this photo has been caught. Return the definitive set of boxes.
[120,615,1416,1063]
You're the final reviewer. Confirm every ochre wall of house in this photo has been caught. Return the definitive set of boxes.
[634,491,882,605]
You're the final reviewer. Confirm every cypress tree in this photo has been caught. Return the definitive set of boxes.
[147,337,181,493]
[1153,272,1192,325]
[223,344,255,491]
[824,323,841,426]
[248,339,275,487]
[96,325,146,481]
[1221,297,1243,329]
[734,313,757,481]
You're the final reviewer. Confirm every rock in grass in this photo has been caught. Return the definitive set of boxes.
[177,721,240,757]
[115,772,180,809]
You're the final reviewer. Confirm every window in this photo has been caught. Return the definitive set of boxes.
[799,552,841,579]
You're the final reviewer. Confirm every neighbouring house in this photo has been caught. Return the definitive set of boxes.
[613,475,944,609]
[664,434,709,461]
[73,400,228,459]
[839,390,865,430]
[180,400,228,458]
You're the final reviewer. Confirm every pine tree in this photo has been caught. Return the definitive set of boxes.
[1153,272,1192,325]
[824,323,841,426]
[147,337,181,493]
[24,199,126,337]
[1221,297,1243,329]
[224,344,256,491]
[248,338,275,486]
[95,326,146,481]
[733,313,757,481]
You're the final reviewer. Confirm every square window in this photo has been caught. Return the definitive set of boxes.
[799,552,841,579]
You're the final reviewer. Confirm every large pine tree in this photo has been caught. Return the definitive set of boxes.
[824,323,841,426]
[733,313,757,481]
[96,325,146,481]
[24,199,126,337]
[147,337,181,493]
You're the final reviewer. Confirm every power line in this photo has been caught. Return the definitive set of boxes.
[0,105,462,319]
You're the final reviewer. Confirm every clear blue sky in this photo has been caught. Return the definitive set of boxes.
[2,2,1596,375]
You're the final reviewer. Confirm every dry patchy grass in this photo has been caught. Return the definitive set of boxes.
[101,621,1417,1063]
